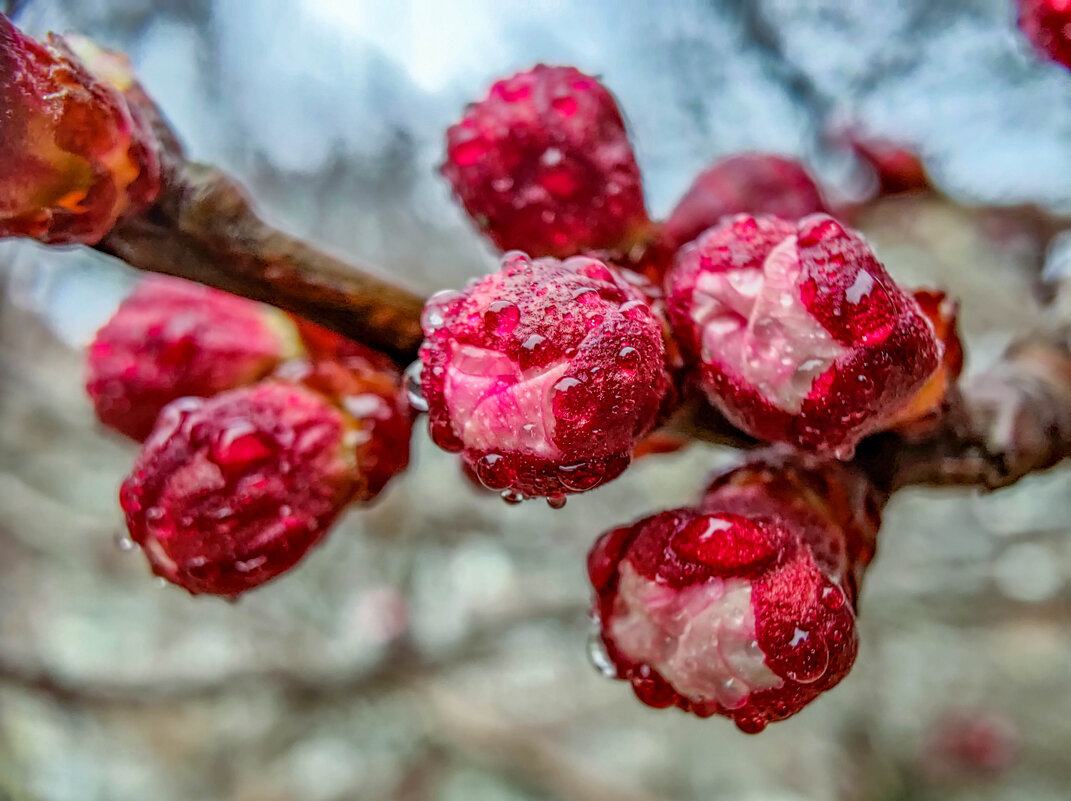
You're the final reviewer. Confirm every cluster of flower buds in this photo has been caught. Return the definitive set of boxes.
[0,15,160,244]
[422,64,962,729]
[90,277,412,596]
[588,452,882,732]
[430,64,947,485]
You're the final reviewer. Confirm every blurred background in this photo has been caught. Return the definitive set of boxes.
[2,0,1071,799]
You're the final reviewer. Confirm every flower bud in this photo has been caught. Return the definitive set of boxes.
[418,252,672,498]
[665,213,941,456]
[442,64,649,258]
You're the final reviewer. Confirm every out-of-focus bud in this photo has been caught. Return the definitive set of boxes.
[0,15,161,244]
[662,153,827,253]
[1018,0,1071,71]
[87,276,295,441]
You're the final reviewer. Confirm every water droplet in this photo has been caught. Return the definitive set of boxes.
[845,270,874,304]
[421,307,444,331]
[586,631,617,677]
[404,361,428,412]
[521,333,545,350]
[212,423,273,470]
[557,461,604,492]
[546,494,567,510]
[154,577,168,589]
[619,299,649,320]
[114,533,135,552]
[553,376,583,395]
[616,346,639,369]
[476,454,513,490]
[500,489,525,505]
[422,289,464,333]
[821,586,846,610]
[541,147,563,166]
[785,628,830,684]
[832,443,856,460]
[483,300,519,335]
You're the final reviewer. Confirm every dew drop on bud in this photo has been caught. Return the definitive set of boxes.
[404,361,428,412]
[475,453,512,490]
[546,494,567,510]
[154,577,168,589]
[821,585,846,610]
[832,443,856,461]
[586,631,617,678]
[784,628,830,684]
[616,346,640,370]
[483,300,520,335]
[501,489,525,505]
[421,289,464,332]
[619,299,650,320]
[114,533,135,553]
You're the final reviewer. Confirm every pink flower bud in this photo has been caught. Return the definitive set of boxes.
[588,454,880,732]
[120,382,361,596]
[1018,0,1071,70]
[418,252,672,499]
[665,213,941,456]
[662,153,827,252]
[87,276,292,441]
[442,64,649,258]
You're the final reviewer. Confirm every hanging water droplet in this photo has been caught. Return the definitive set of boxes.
[546,494,567,510]
[500,489,524,505]
[404,361,428,412]
[114,533,135,552]
[154,577,168,589]
[586,631,617,678]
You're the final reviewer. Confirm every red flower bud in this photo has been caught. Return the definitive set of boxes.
[665,213,941,456]
[0,15,160,244]
[442,64,649,258]
[847,135,930,197]
[120,382,362,596]
[1018,0,1071,70]
[588,454,880,732]
[87,276,293,441]
[274,322,413,502]
[418,252,672,499]
[662,153,827,252]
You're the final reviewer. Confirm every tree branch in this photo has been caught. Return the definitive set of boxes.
[97,163,426,365]
[868,331,1071,491]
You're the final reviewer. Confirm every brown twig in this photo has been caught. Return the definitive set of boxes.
[97,163,425,365]
[869,331,1071,491]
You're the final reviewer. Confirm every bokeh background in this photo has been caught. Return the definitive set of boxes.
[2,1,1071,799]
